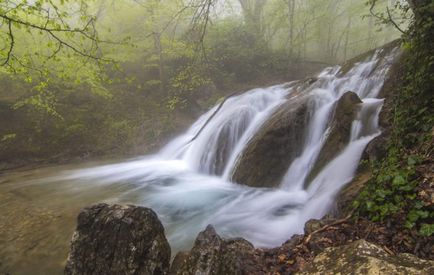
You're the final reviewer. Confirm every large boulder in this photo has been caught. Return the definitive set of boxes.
[231,94,311,188]
[170,225,264,275]
[64,203,171,275]
[304,91,362,187]
[298,239,434,275]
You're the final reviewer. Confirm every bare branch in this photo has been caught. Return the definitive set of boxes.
[369,0,406,34]
[2,20,14,66]
[386,7,406,34]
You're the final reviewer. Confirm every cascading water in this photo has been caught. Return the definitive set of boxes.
[21,47,399,254]
[160,85,289,176]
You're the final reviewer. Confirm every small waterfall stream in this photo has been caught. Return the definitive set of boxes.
[4,47,399,257]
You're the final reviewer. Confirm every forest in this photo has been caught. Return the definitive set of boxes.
[0,0,400,166]
[0,0,433,274]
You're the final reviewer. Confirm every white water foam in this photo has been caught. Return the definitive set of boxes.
[29,47,398,252]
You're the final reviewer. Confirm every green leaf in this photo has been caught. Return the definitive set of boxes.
[392,175,406,186]
[419,224,434,237]
[366,201,374,211]
[407,156,416,166]
[1,133,16,142]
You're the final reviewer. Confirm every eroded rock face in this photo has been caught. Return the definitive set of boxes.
[170,225,264,275]
[231,94,311,188]
[64,203,171,275]
[298,239,434,275]
[304,91,362,187]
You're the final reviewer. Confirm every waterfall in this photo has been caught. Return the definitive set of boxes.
[160,85,288,176]
[43,47,399,252]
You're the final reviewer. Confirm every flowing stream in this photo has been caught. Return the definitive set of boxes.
[0,47,398,274]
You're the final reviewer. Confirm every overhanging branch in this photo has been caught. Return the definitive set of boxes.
[2,19,14,66]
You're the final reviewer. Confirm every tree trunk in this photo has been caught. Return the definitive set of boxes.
[238,0,267,46]
[153,32,165,96]
[287,0,296,58]
[408,0,428,14]
[408,0,433,20]
[343,17,351,61]
[367,15,374,50]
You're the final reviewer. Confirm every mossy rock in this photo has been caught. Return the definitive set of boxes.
[298,239,434,275]
[65,203,171,275]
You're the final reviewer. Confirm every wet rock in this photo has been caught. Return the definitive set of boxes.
[207,109,252,176]
[283,77,318,91]
[298,239,434,275]
[304,91,362,187]
[331,170,372,218]
[170,225,264,275]
[338,39,401,78]
[361,134,388,162]
[304,219,325,234]
[65,203,170,275]
[231,94,311,188]
[170,251,190,274]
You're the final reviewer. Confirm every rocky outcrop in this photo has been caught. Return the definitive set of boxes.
[230,90,362,189]
[170,223,434,275]
[304,91,362,188]
[64,203,434,275]
[231,94,311,188]
[298,239,434,275]
[64,203,171,275]
[170,225,264,275]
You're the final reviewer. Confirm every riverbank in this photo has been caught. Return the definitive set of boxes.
[63,203,434,274]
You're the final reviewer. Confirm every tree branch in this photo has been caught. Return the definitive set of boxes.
[0,12,116,66]
[386,7,406,34]
[186,91,239,145]
[2,20,14,66]
[369,0,406,34]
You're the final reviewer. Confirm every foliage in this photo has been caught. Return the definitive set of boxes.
[354,1,434,236]
[0,0,129,115]
[0,0,404,165]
